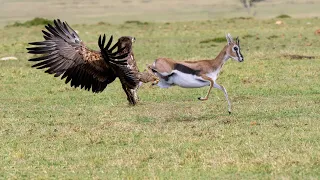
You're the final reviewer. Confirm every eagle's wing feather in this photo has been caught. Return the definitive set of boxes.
[27,19,128,93]
[99,36,139,90]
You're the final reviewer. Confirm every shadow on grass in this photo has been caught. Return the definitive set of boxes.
[165,114,219,123]
[282,54,316,60]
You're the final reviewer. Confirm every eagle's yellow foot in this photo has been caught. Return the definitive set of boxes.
[150,79,159,87]
[153,79,159,85]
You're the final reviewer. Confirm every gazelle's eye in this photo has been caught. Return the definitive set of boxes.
[233,47,238,51]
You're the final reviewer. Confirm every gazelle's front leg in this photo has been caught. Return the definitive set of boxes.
[213,83,232,114]
[198,74,214,101]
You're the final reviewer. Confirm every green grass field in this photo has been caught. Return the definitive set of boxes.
[1,2,320,179]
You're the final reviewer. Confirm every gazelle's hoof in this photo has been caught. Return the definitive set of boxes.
[198,97,208,101]
[228,111,231,114]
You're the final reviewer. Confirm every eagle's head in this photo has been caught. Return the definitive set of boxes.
[117,36,135,55]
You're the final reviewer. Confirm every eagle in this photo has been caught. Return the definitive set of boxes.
[27,19,158,105]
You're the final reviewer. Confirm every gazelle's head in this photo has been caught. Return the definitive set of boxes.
[225,33,244,62]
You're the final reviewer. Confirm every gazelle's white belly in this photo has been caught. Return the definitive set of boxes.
[172,75,209,88]
[157,70,219,88]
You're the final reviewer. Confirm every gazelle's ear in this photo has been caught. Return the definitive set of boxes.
[226,33,233,45]
[235,36,240,45]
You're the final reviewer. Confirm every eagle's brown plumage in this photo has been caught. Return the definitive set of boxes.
[115,36,159,104]
[27,19,139,104]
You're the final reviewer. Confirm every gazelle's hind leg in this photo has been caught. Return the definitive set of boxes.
[213,83,232,114]
[198,75,214,101]
[156,79,171,88]
[147,64,171,88]
[146,65,159,85]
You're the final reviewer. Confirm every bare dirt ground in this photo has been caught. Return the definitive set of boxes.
[0,0,319,27]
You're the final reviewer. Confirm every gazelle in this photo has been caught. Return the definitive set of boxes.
[148,33,243,113]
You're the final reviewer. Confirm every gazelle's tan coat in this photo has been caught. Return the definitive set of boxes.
[148,34,244,113]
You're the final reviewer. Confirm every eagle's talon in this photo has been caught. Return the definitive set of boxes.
[152,79,159,86]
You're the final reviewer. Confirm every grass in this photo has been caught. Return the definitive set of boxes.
[1,17,320,179]
[124,20,150,26]
[200,37,226,44]
[6,17,53,28]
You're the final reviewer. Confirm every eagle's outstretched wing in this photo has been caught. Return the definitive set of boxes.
[27,19,131,93]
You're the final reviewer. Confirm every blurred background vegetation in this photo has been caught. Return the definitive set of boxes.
[1,0,319,27]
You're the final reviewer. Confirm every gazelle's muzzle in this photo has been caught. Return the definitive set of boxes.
[236,51,244,62]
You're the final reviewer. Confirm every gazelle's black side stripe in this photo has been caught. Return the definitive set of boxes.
[174,63,201,75]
